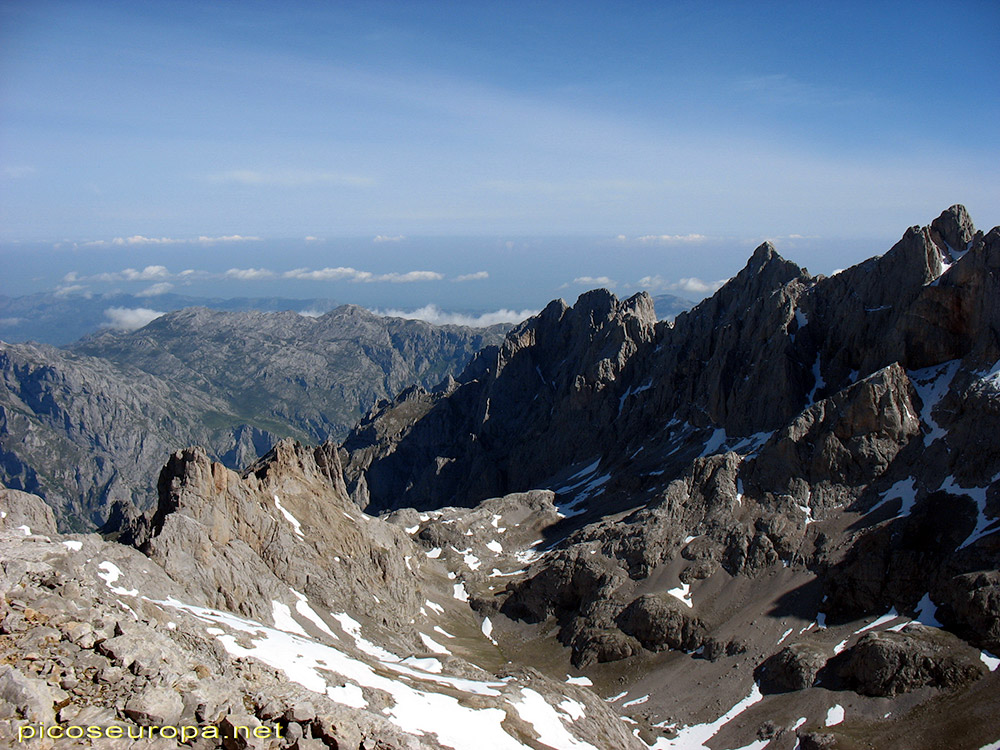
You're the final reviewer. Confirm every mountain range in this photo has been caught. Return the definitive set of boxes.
[1,306,508,530]
[1,205,998,749]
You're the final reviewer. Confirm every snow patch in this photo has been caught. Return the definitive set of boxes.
[914,593,942,627]
[667,582,693,609]
[273,495,304,538]
[290,589,338,640]
[62,540,83,552]
[453,582,469,602]
[486,540,504,554]
[97,561,138,597]
[825,704,845,726]
[980,651,1000,672]
[622,694,649,708]
[645,684,763,749]
[513,688,599,750]
[271,600,308,636]
[419,633,451,655]
[566,675,593,686]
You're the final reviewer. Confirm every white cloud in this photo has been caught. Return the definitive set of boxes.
[637,275,728,296]
[634,234,707,243]
[283,267,442,283]
[54,284,88,297]
[101,307,164,330]
[0,317,25,327]
[373,235,405,243]
[570,276,617,288]
[94,265,171,282]
[136,282,174,297]
[376,271,443,283]
[197,235,262,243]
[373,304,537,327]
[454,271,489,282]
[304,236,320,242]
[224,267,275,280]
[284,266,367,281]
[297,309,326,318]
[111,235,184,246]
[100,235,260,247]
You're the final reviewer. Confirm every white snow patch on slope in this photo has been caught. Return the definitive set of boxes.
[825,704,845,726]
[908,360,960,444]
[558,698,587,721]
[453,582,469,602]
[151,597,576,750]
[698,428,727,458]
[667,582,693,608]
[272,600,308,636]
[97,561,138,597]
[646,684,763,749]
[62,540,83,551]
[566,675,593,686]
[273,495,304,537]
[424,600,444,615]
[915,593,942,627]
[869,478,918,518]
[980,651,1000,672]
[419,633,451,655]
[290,589,338,640]
[486,540,504,554]
[941,473,1000,550]
[513,688,599,750]
[622,694,649,708]
[481,617,496,642]
[807,353,825,404]
[426,547,442,558]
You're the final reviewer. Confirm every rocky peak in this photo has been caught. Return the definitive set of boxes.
[117,438,424,635]
[930,203,977,255]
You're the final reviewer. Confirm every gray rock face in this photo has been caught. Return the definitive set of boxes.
[835,626,987,697]
[755,644,828,693]
[121,439,424,634]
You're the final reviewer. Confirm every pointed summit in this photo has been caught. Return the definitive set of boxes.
[930,204,976,255]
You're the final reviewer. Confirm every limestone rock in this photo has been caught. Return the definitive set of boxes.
[835,626,986,697]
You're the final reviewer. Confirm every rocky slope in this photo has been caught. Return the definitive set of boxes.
[339,206,1000,749]
[1,307,507,531]
[1,447,641,749]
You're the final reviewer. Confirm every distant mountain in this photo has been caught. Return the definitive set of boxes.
[72,305,510,444]
[651,292,694,321]
[0,292,341,346]
[1,305,508,529]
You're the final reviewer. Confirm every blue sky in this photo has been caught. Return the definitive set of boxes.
[1,0,998,316]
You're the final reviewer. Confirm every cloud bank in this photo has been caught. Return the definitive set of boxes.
[101,307,164,330]
[372,304,536,328]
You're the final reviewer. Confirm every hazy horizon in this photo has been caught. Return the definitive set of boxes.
[2,2,997,317]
